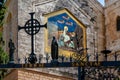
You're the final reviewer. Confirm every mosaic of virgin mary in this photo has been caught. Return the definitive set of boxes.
[47,13,83,53]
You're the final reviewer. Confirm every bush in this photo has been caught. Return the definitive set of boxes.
[0,0,6,27]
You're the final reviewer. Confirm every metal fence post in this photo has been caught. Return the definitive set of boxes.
[78,67,81,80]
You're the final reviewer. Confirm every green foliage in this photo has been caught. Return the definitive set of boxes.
[0,3,6,27]
[0,47,9,64]
[0,32,9,64]
[0,0,8,64]
[0,0,5,4]
[0,1,8,80]
[0,32,2,37]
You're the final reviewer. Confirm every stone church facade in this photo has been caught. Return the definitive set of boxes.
[105,0,120,60]
[18,0,104,63]
[2,0,120,80]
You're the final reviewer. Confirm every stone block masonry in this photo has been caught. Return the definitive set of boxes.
[4,69,74,80]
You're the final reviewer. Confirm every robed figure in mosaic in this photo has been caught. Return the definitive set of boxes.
[45,9,86,59]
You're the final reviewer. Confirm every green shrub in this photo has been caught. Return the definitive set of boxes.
[0,1,6,27]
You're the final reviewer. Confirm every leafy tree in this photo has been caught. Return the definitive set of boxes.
[0,0,6,27]
[0,0,9,80]
[0,30,9,64]
[0,0,8,64]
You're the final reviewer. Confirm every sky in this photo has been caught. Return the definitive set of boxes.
[97,0,105,6]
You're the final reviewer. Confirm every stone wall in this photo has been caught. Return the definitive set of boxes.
[105,0,120,60]
[105,0,118,7]
[2,0,105,63]
[17,0,104,79]
[3,0,18,63]
[86,0,105,61]
[1,0,104,78]
[3,0,120,79]
[18,0,36,63]
[18,0,104,62]
[4,69,74,80]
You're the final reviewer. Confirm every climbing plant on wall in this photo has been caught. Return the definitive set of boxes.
[0,0,6,27]
[0,0,9,64]
[0,32,9,64]
[0,0,9,80]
